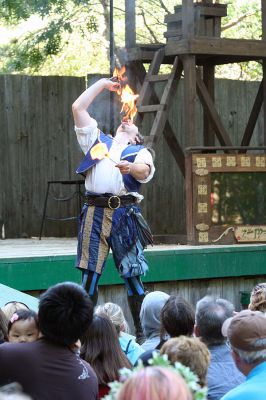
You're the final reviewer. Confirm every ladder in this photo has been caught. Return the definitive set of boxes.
[135,47,185,174]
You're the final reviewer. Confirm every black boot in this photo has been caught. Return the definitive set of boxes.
[127,294,145,344]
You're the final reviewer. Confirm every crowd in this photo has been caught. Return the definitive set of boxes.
[0,282,266,400]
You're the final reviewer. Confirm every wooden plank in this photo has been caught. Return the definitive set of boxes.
[196,71,233,146]
[241,81,263,147]
[165,38,266,58]
[137,104,165,113]
[148,74,171,82]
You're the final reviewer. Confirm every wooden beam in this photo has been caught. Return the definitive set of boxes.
[125,0,136,48]
[262,0,266,40]
[163,121,185,176]
[182,55,197,146]
[241,81,264,147]
[165,38,266,58]
[196,71,233,146]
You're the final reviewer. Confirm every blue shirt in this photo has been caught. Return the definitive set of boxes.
[221,360,266,400]
[207,343,245,400]
[119,332,144,366]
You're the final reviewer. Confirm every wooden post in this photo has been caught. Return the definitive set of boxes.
[182,55,197,146]
[182,0,195,38]
[203,65,215,146]
[262,0,266,146]
[125,0,136,48]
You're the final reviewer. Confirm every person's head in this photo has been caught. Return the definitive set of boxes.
[0,309,8,343]
[160,295,195,339]
[116,366,192,400]
[195,296,234,345]
[160,336,210,387]
[140,291,170,339]
[95,302,129,334]
[80,313,131,384]
[115,120,144,145]
[249,282,266,312]
[1,301,29,321]
[38,282,93,346]
[7,309,39,343]
[222,309,266,375]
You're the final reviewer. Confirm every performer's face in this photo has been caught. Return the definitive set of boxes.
[115,120,139,144]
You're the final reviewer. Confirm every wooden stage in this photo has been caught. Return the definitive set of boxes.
[1,238,266,303]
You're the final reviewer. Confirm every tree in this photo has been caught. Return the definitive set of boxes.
[0,0,263,79]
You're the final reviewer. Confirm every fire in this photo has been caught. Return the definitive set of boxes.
[113,66,139,122]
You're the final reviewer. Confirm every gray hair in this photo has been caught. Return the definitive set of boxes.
[232,338,266,364]
[195,296,235,345]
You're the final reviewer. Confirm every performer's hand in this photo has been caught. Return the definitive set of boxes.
[104,78,121,92]
[116,160,132,175]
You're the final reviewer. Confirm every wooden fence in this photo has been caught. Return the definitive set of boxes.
[0,74,263,238]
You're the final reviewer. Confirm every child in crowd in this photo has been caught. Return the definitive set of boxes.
[8,309,39,343]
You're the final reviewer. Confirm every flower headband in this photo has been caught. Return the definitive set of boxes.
[10,313,19,324]
[103,352,207,400]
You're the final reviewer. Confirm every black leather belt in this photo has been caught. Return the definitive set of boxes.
[85,195,137,209]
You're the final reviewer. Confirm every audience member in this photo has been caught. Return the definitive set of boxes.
[160,295,195,340]
[1,302,29,321]
[195,296,245,400]
[80,313,132,398]
[160,335,210,387]
[221,309,266,400]
[140,291,170,352]
[0,309,8,343]
[138,294,195,365]
[249,282,266,312]
[7,310,39,343]
[95,302,144,365]
[116,366,192,400]
[0,282,98,400]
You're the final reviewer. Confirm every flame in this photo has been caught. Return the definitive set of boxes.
[112,66,139,122]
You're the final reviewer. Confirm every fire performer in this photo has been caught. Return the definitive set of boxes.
[72,76,155,342]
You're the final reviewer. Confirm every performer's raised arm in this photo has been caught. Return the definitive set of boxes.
[72,78,120,128]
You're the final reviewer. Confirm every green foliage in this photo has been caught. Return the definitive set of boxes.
[0,0,264,78]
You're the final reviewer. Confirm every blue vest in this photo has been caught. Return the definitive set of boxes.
[76,131,145,192]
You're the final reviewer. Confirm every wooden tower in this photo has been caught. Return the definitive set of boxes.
[123,0,266,244]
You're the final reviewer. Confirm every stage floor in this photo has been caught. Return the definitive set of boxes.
[1,238,266,292]
[2,237,266,258]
